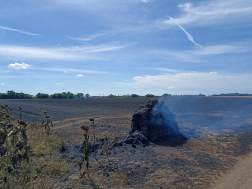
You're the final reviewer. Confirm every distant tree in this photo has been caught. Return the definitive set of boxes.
[0,90,33,99]
[76,93,84,97]
[145,94,155,97]
[85,93,90,98]
[108,94,116,98]
[7,90,16,99]
[0,93,8,99]
[67,92,74,99]
[50,93,63,99]
[36,93,49,99]
[162,93,171,97]
[131,94,140,98]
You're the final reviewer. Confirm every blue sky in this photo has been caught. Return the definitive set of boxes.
[0,0,252,96]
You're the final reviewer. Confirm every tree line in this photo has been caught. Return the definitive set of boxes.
[3,90,236,99]
[0,91,90,99]
[0,91,171,99]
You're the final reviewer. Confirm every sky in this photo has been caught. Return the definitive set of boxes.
[0,0,252,96]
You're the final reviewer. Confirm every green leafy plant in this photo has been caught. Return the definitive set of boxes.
[0,105,31,188]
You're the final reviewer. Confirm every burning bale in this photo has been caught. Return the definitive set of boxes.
[126,99,184,143]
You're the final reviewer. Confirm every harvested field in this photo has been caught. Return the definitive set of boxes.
[0,97,252,188]
[0,98,155,122]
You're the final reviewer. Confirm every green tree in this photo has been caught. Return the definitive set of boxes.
[36,93,49,99]
[108,94,116,98]
[77,93,84,97]
[85,93,90,98]
[162,93,171,97]
[131,94,140,98]
[145,94,155,97]
[7,90,16,99]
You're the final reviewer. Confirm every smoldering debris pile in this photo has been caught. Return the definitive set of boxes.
[124,99,185,144]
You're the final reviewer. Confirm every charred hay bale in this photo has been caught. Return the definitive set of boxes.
[129,99,184,141]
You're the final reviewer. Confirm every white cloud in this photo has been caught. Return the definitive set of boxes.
[151,44,247,63]
[31,67,108,74]
[68,33,105,41]
[133,76,143,80]
[141,0,153,3]
[0,83,5,85]
[168,86,175,89]
[0,25,40,36]
[209,72,217,75]
[160,0,252,27]
[86,44,131,53]
[8,62,31,69]
[77,74,83,77]
[114,71,252,94]
[168,16,203,48]
[56,82,63,85]
[155,68,180,73]
[0,43,132,61]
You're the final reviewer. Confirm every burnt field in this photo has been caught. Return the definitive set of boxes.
[0,98,155,123]
[1,97,252,188]
[1,97,252,136]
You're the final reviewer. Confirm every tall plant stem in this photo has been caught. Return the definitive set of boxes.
[93,120,97,160]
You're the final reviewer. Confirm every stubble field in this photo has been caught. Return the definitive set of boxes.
[1,97,252,188]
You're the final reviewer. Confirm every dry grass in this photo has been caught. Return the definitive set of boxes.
[28,125,65,156]
[38,156,70,176]
[145,167,178,188]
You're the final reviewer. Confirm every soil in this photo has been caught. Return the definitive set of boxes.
[1,97,252,188]
[213,152,252,189]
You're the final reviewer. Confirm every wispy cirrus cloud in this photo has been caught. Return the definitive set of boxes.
[154,68,181,73]
[159,0,252,27]
[141,0,153,3]
[56,82,64,85]
[0,25,40,36]
[0,43,132,61]
[168,16,203,48]
[77,74,83,77]
[150,44,248,63]
[68,33,106,41]
[30,67,108,74]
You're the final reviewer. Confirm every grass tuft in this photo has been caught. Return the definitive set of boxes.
[39,156,70,176]
[29,133,64,156]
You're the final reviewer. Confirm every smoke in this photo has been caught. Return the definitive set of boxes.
[151,99,185,138]
[158,96,252,137]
